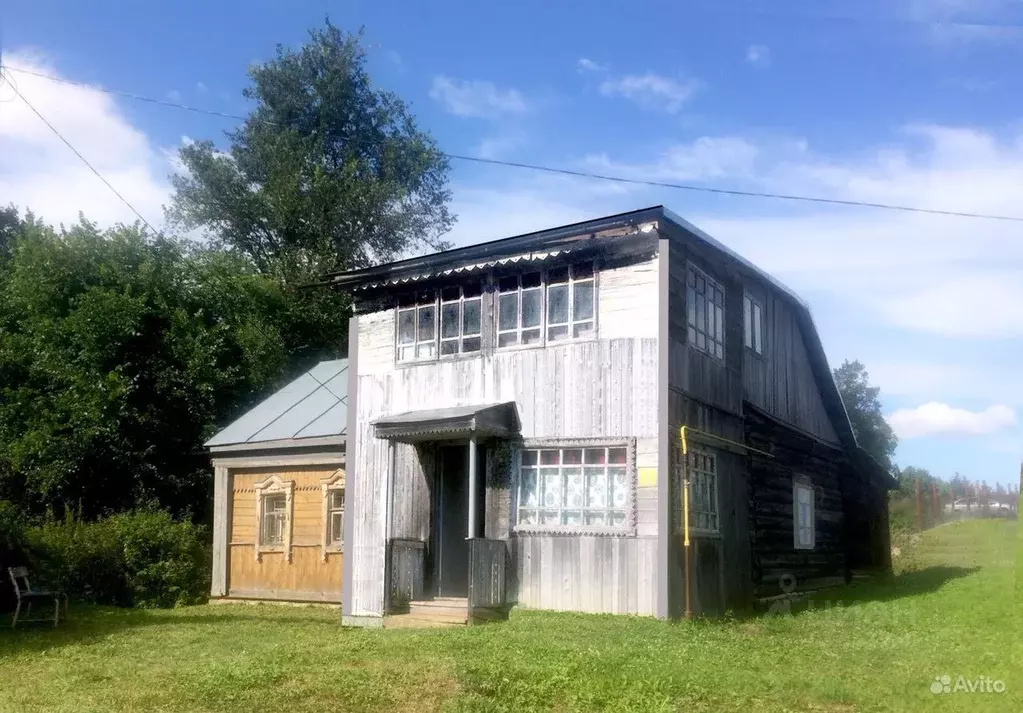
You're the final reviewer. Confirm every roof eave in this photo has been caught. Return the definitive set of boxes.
[325,206,666,291]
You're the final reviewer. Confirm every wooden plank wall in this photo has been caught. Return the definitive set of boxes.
[745,408,848,597]
[227,465,342,602]
[664,233,753,616]
[349,257,661,618]
[742,281,839,444]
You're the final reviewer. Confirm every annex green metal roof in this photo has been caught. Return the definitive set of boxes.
[204,359,347,449]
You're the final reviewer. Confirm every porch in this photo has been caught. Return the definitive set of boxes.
[373,403,518,627]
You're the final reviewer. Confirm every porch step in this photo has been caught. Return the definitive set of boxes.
[408,597,468,621]
[383,613,467,629]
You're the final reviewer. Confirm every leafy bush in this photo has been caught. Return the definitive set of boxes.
[26,509,209,608]
[0,500,28,612]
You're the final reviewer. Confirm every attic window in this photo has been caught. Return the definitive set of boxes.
[397,285,481,362]
[497,263,595,349]
[687,265,725,360]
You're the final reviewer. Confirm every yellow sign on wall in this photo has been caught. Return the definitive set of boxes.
[638,467,657,487]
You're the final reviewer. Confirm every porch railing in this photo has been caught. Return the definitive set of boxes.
[387,538,426,612]
[468,538,507,612]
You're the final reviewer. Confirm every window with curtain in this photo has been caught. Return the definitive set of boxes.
[793,480,815,549]
[327,489,344,545]
[260,493,288,546]
[516,443,632,532]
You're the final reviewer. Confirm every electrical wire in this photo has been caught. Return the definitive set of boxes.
[5,65,1023,223]
[2,70,158,233]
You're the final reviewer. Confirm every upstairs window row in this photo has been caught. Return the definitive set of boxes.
[686,264,768,360]
[395,262,596,362]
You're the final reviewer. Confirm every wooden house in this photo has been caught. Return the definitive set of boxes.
[254,205,892,624]
[206,359,348,604]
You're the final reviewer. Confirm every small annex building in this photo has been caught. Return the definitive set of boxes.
[205,359,348,604]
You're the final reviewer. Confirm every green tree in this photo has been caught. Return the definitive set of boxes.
[833,359,898,472]
[168,21,454,353]
[0,217,316,520]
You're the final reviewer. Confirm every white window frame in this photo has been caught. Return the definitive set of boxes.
[513,438,636,535]
[743,291,764,355]
[320,469,345,561]
[793,479,815,550]
[687,264,725,360]
[253,475,294,562]
[497,262,596,350]
[686,447,720,535]
[396,284,482,363]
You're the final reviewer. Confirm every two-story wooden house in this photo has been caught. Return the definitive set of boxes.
[323,205,892,626]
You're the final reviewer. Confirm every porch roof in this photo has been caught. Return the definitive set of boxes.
[372,402,520,442]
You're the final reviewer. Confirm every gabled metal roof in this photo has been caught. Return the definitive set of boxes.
[204,359,348,449]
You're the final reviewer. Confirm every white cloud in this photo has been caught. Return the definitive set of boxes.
[598,72,699,114]
[429,76,527,119]
[477,135,524,160]
[0,51,172,229]
[167,89,182,102]
[586,136,761,182]
[889,402,1016,438]
[577,58,606,73]
[746,45,771,67]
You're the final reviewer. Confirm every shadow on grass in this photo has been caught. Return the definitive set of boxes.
[752,565,980,618]
[0,603,342,654]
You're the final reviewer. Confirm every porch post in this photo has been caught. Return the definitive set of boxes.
[468,430,478,539]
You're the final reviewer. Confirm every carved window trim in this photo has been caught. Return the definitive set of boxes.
[254,475,294,562]
[512,437,637,536]
[320,469,346,561]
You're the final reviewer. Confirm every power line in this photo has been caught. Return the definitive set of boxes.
[5,65,274,126]
[5,65,1023,223]
[448,154,1023,222]
[2,71,159,233]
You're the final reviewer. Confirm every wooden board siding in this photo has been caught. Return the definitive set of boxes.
[744,408,848,597]
[227,546,341,601]
[742,281,839,444]
[665,234,744,416]
[227,466,342,602]
[348,254,662,619]
[510,536,657,615]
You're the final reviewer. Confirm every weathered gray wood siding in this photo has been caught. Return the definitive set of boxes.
[348,257,662,618]
[663,229,753,616]
[742,281,839,444]
[745,407,848,596]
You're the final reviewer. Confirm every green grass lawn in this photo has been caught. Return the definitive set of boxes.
[1,518,1018,712]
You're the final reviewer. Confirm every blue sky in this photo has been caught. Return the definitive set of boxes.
[1,0,1021,486]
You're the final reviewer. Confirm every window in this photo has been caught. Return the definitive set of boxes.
[743,292,763,355]
[793,480,815,550]
[253,475,294,561]
[516,443,632,532]
[688,448,719,533]
[687,266,725,359]
[327,489,345,545]
[397,284,482,362]
[545,263,595,342]
[498,262,595,348]
[320,469,345,560]
[260,493,287,546]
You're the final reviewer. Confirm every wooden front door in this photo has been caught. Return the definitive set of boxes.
[436,445,469,597]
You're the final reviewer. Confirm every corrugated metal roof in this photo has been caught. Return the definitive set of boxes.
[204,359,348,448]
[353,249,577,290]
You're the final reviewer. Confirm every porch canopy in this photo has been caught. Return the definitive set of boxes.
[372,402,520,443]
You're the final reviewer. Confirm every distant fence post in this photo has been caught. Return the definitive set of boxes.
[915,478,922,531]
